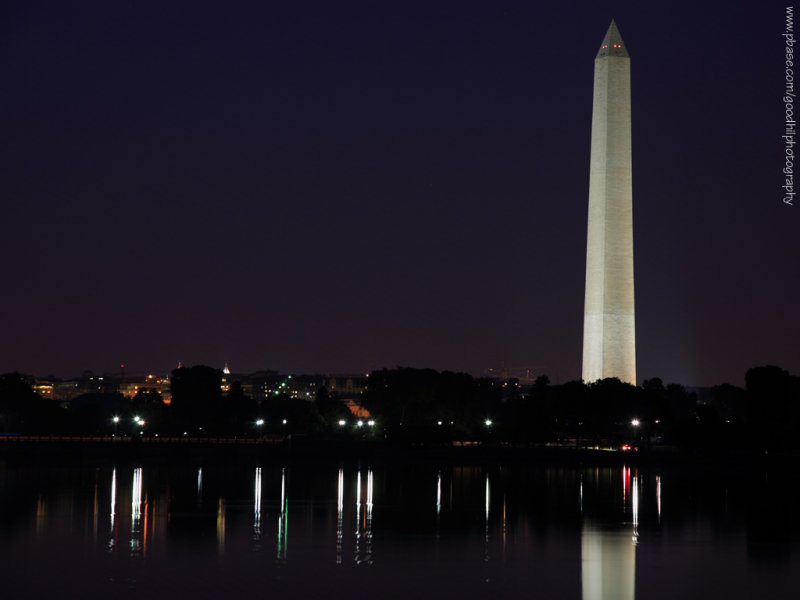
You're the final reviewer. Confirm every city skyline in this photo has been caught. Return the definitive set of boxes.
[2,0,796,387]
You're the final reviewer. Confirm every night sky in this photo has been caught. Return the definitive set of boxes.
[2,0,796,386]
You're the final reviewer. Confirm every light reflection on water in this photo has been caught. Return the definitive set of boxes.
[484,474,490,564]
[656,474,662,522]
[336,467,344,564]
[130,466,143,556]
[253,466,261,540]
[109,468,116,530]
[277,467,287,561]
[436,470,442,517]
[108,467,116,552]
[1,460,799,599]
[217,497,226,557]
[353,468,374,564]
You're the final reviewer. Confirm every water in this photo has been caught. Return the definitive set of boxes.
[1,457,798,599]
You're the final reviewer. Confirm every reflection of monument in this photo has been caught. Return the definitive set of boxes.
[582,20,636,384]
[582,524,636,600]
[581,467,639,600]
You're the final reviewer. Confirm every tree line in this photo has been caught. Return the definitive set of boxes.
[1,365,798,453]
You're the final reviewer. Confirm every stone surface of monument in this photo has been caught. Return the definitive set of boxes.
[582,20,636,385]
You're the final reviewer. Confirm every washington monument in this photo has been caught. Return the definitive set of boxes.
[582,20,636,385]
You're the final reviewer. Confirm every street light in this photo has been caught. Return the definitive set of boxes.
[629,418,642,450]
[338,419,347,427]
[485,419,493,427]
[112,416,119,436]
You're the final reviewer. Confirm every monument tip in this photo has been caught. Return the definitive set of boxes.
[596,19,629,59]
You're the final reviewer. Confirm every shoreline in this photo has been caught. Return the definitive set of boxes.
[0,435,778,469]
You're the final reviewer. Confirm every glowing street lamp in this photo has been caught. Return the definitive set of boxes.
[485,419,493,427]
[112,416,120,436]
[338,419,347,427]
[629,418,642,449]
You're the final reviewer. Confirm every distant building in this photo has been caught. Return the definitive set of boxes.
[31,381,54,400]
[52,381,80,403]
[327,376,365,398]
[28,367,370,410]
[248,372,320,403]
[327,375,368,417]
[119,374,171,404]
[32,377,90,405]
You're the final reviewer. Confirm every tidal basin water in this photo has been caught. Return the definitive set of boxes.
[1,456,798,599]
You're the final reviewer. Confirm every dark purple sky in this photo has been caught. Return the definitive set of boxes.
[1,0,796,386]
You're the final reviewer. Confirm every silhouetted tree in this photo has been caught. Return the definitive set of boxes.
[315,386,349,425]
[0,372,61,433]
[170,365,223,433]
[220,381,257,434]
[132,388,163,408]
[259,392,324,434]
[503,374,552,443]
[711,384,746,423]
[746,365,799,452]
[362,367,501,440]
[68,392,130,434]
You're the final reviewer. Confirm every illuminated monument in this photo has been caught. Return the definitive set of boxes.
[582,20,636,385]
